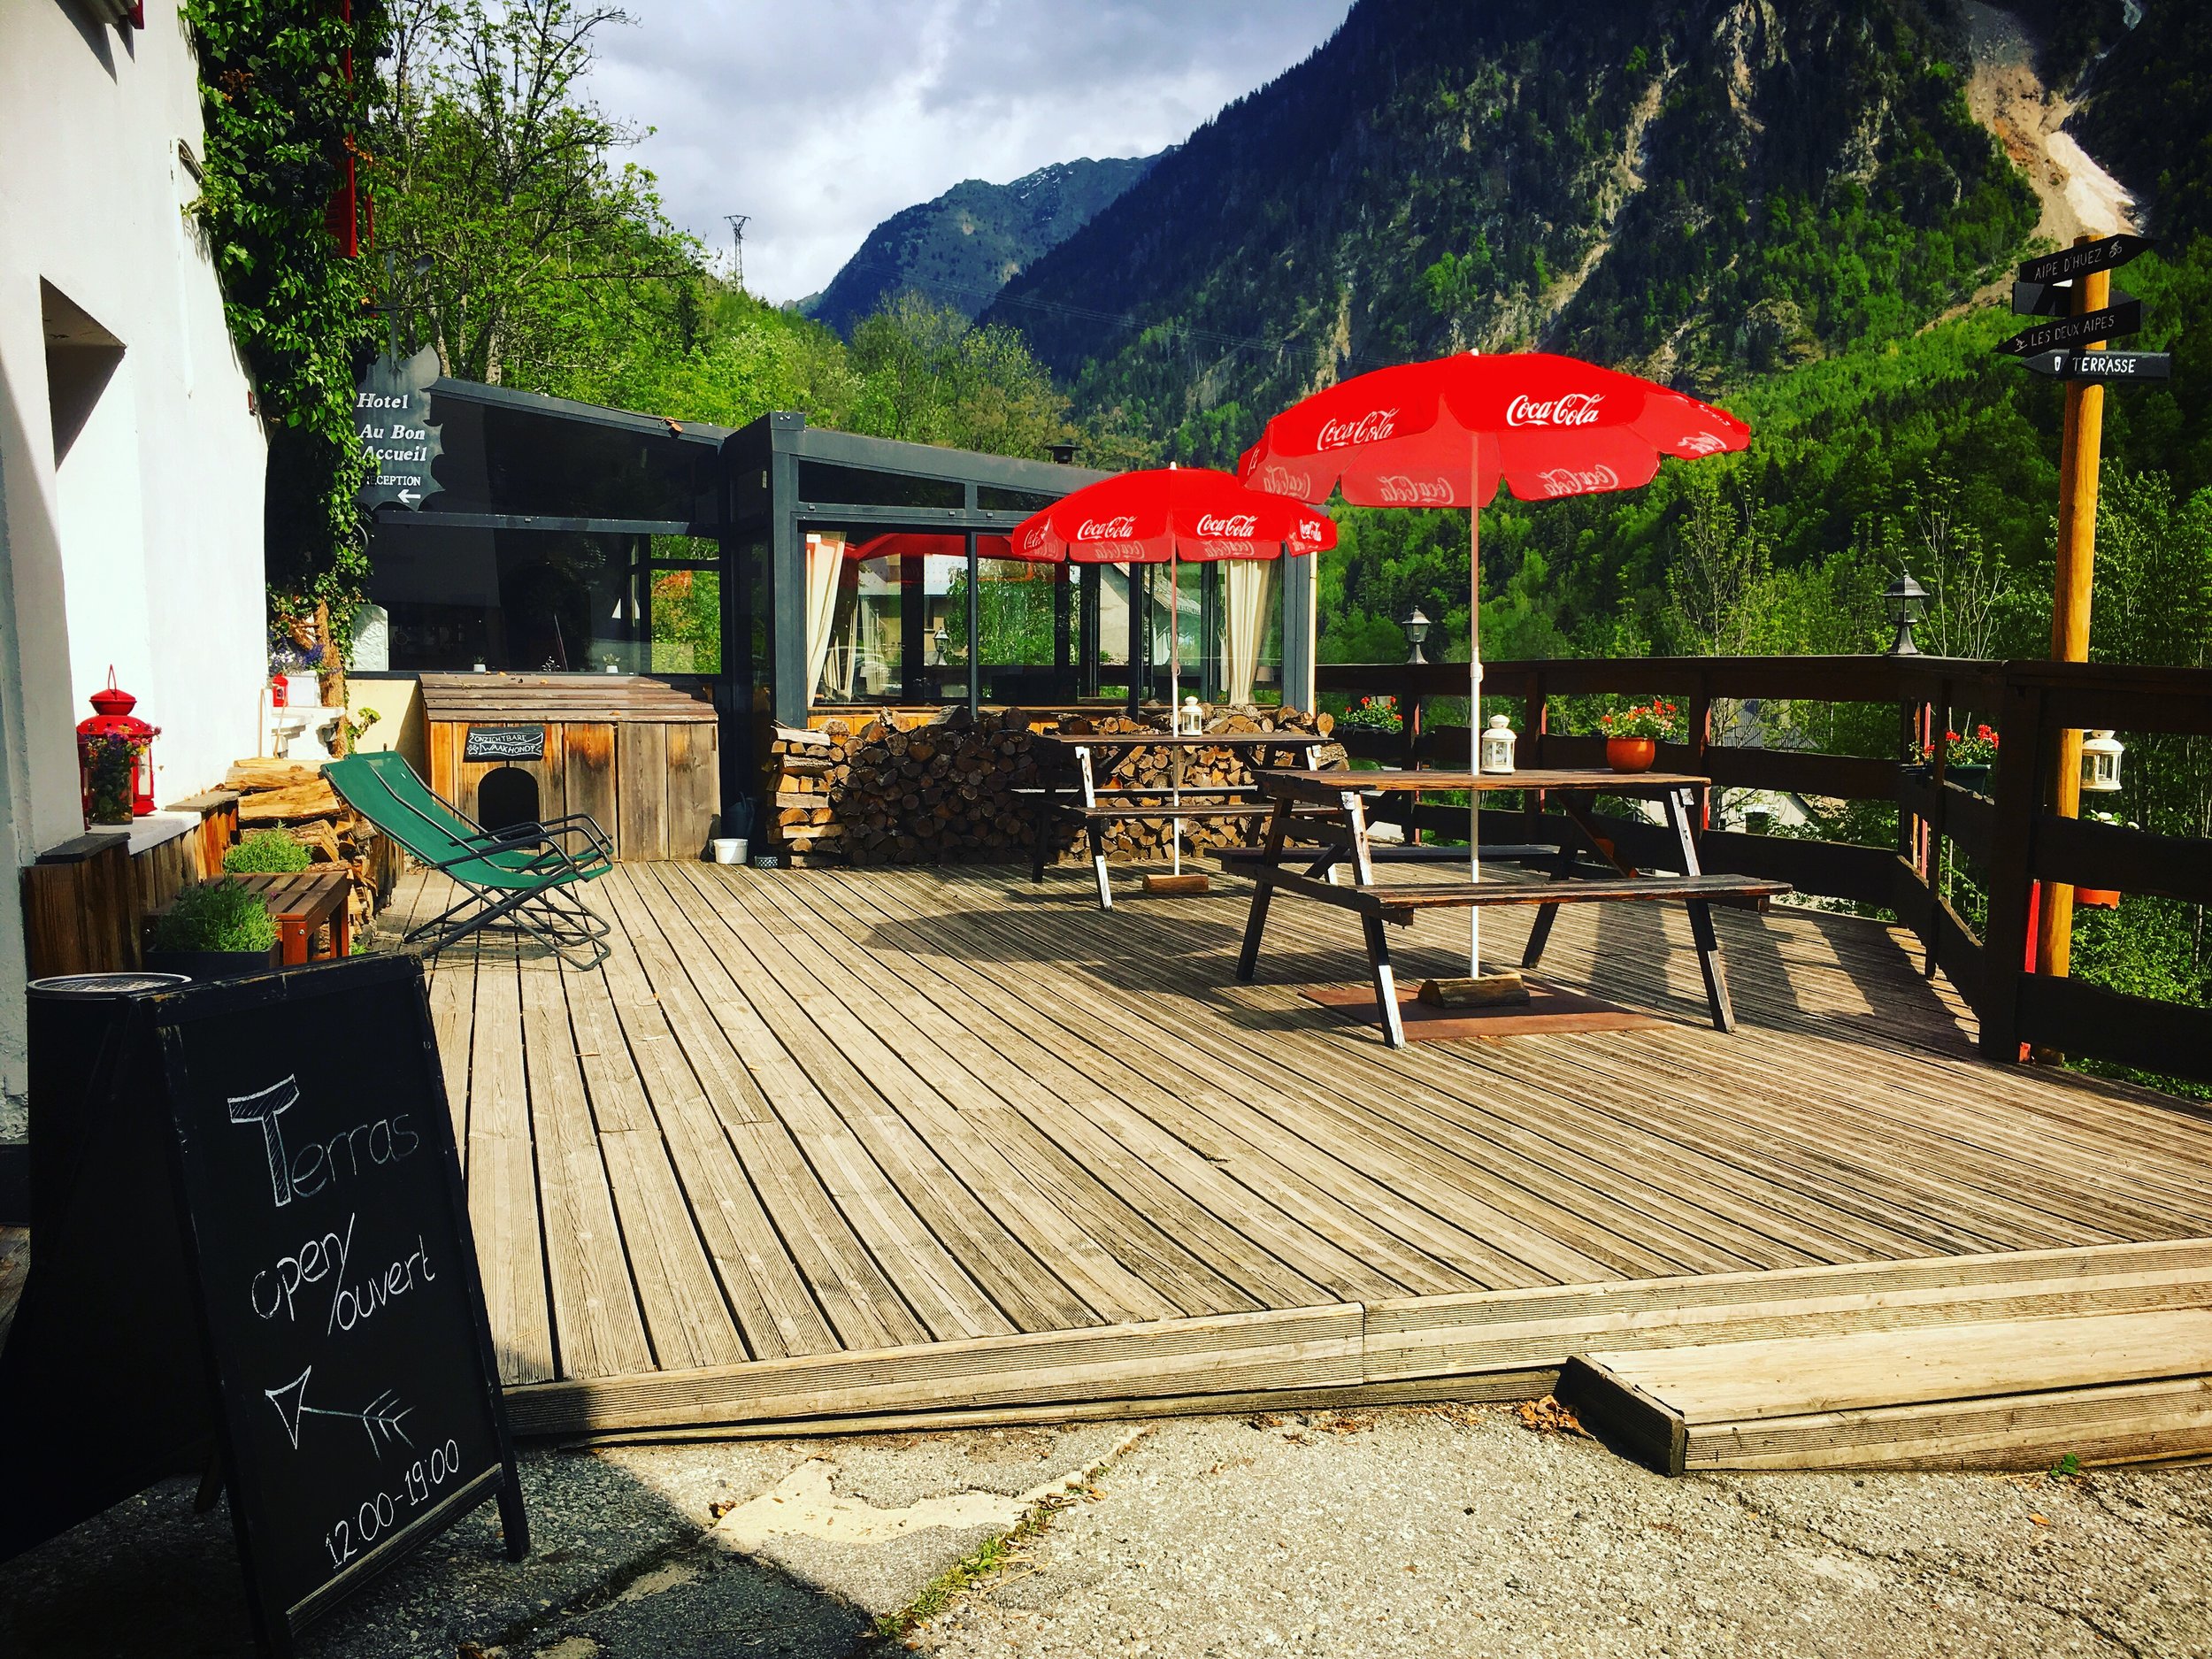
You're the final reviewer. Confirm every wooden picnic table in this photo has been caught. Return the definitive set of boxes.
[1219,768,1789,1046]
[1029,729,1334,910]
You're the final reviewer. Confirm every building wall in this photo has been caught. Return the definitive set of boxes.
[0,0,269,1128]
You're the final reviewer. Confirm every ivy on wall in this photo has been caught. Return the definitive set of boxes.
[182,0,390,649]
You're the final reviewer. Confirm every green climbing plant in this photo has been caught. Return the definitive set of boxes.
[181,0,391,646]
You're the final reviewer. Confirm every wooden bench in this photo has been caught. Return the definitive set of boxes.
[146,869,354,965]
[1225,770,1793,1046]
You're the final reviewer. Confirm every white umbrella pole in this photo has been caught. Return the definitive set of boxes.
[1469,443,1482,976]
[1170,557,1182,878]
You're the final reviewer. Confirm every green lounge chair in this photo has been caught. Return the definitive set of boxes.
[324,752,615,968]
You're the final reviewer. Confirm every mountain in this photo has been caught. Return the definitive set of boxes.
[982,0,2039,464]
[804,155,1163,336]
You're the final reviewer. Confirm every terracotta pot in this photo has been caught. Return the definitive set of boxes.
[2075,888,2122,910]
[1606,737,1656,773]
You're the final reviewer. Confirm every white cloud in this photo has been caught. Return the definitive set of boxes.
[589,0,1353,303]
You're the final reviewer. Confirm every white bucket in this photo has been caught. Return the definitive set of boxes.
[710,837,748,865]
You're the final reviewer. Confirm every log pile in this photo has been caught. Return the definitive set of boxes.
[1054,708,1340,863]
[756,706,1339,867]
[221,759,393,923]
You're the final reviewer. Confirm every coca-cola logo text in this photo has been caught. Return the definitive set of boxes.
[1534,465,1620,497]
[1506,392,1603,427]
[1075,516,1138,540]
[1316,408,1400,449]
[1375,473,1453,506]
[1193,512,1259,538]
[1019,525,1049,553]
[1675,432,1729,456]
[1251,464,1317,500]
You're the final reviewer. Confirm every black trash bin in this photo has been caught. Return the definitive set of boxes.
[26,972,188,1240]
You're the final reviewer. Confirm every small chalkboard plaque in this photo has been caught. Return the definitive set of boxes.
[155,955,526,1652]
[464,725,546,763]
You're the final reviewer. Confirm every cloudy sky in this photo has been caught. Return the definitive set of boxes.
[590,0,1355,305]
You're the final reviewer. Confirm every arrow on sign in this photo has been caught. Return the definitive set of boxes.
[397,489,423,507]
[2018,234,2156,288]
[2013,280,2138,319]
[2020,349,2174,383]
[1997,300,2144,357]
[265,1365,415,1457]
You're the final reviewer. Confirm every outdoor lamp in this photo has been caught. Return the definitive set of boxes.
[1884,572,1928,657]
[1180,696,1206,735]
[1479,713,1517,775]
[1401,606,1432,665]
[75,668,159,826]
[932,620,949,663]
[2080,729,2124,793]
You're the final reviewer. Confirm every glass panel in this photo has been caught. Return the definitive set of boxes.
[650,567,718,672]
[370,526,656,672]
[975,484,1062,513]
[944,556,1070,704]
[811,536,910,704]
[795,460,963,510]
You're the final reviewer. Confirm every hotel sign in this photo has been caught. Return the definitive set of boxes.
[354,345,445,512]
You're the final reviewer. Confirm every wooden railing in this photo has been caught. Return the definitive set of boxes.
[1317,656,2212,1086]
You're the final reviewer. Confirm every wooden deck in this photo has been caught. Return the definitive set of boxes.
[390,861,2212,1440]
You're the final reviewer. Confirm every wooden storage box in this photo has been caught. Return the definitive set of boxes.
[421,673,718,862]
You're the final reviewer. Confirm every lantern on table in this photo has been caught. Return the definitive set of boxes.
[76,669,159,826]
[1479,713,1517,775]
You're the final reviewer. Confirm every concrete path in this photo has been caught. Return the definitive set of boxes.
[4,1405,2208,1657]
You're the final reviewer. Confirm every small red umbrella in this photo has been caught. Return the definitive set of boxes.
[1240,350,1749,976]
[1012,467,1337,877]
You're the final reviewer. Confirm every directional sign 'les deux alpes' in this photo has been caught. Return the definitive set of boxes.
[1995,300,2144,358]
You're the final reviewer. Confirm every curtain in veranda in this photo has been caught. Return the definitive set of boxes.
[803,532,853,701]
[1224,558,1279,706]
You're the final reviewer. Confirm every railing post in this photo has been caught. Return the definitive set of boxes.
[1525,670,1547,842]
[1980,671,2044,1064]
[1687,672,1712,838]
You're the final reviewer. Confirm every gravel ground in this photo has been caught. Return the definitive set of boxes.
[6,1403,2209,1658]
[912,1405,2212,1659]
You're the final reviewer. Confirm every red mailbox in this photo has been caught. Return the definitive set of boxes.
[75,669,160,826]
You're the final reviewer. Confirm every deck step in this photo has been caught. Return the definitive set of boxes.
[1557,1307,2212,1474]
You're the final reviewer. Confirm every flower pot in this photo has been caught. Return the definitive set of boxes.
[2075,888,2122,910]
[144,945,283,982]
[1606,737,1656,773]
[1946,763,1992,795]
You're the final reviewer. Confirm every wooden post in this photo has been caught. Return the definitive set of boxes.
[2032,240,2110,1046]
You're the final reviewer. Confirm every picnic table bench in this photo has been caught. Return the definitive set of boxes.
[1028,729,1334,910]
[1221,769,1790,1046]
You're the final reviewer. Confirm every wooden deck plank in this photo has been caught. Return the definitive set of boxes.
[583,872,904,1356]
[465,931,555,1385]
[518,948,656,1380]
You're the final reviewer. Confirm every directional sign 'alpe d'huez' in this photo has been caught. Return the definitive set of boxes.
[354,344,444,512]
[2017,234,2155,288]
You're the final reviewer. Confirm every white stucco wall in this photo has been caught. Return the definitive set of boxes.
[0,0,270,1126]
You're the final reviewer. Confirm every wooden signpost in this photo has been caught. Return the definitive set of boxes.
[1994,233,2162,1035]
[0,955,526,1655]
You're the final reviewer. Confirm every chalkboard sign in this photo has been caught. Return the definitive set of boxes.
[464,725,547,763]
[154,955,526,1652]
[0,954,525,1658]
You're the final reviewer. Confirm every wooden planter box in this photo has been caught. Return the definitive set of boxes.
[421,673,719,862]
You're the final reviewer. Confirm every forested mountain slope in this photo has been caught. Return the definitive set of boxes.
[805,155,1161,336]
[986,0,2037,464]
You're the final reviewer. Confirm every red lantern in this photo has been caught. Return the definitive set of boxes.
[75,668,160,826]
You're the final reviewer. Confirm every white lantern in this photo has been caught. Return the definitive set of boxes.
[1479,713,1517,774]
[1180,695,1205,735]
[2080,730,2124,793]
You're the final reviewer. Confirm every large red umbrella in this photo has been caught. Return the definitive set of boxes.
[1239,350,1749,975]
[1012,467,1337,877]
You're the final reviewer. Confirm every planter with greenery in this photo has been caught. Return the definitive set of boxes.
[146,879,281,980]
[223,828,314,874]
[1597,702,1678,773]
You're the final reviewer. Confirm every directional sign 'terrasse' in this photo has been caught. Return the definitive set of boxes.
[1996,300,2144,358]
[2017,234,2155,288]
[2019,349,2175,383]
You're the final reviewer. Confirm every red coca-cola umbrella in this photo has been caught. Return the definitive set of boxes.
[1239,350,1748,976]
[1012,467,1337,878]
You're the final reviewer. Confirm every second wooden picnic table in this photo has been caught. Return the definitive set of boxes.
[1218,768,1789,1046]
[1029,728,1333,910]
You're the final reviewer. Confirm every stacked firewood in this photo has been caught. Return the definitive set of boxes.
[761,708,1044,866]
[221,759,392,922]
[756,705,1340,867]
[1056,707,1340,863]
